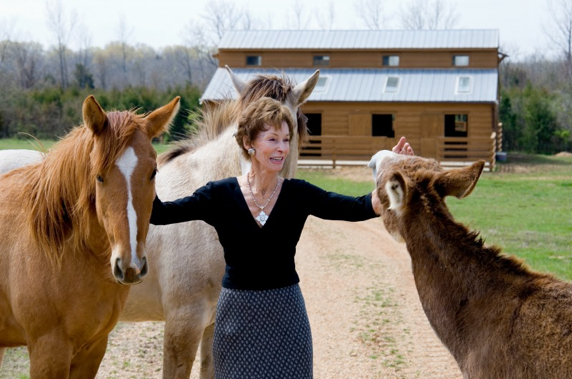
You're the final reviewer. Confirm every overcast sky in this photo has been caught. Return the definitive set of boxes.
[0,0,556,59]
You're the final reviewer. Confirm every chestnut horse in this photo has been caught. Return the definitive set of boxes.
[0,68,318,378]
[369,150,572,378]
[0,95,180,378]
[118,67,319,379]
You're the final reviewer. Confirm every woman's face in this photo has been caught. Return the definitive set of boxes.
[250,121,290,174]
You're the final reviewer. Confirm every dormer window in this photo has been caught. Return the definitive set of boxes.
[457,76,472,93]
[313,55,330,67]
[453,55,469,67]
[382,55,400,67]
[313,76,330,93]
[384,76,400,93]
[246,55,262,66]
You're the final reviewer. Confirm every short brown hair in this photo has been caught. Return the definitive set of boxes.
[235,97,295,158]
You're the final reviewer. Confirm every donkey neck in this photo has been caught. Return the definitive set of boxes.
[402,200,534,356]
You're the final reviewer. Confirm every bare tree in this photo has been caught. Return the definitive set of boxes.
[76,23,92,68]
[45,0,77,89]
[201,0,244,42]
[13,42,44,89]
[317,1,337,30]
[353,0,387,30]
[544,0,572,77]
[400,0,459,30]
[93,47,110,90]
[0,18,16,70]
[287,0,311,30]
[116,14,134,75]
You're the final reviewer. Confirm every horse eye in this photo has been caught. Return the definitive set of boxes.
[96,175,104,183]
[150,168,157,181]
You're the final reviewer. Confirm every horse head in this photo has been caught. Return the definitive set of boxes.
[368,150,484,242]
[85,95,180,284]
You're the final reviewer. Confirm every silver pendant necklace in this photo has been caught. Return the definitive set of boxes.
[247,175,280,226]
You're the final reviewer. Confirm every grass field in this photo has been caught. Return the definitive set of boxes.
[298,153,572,281]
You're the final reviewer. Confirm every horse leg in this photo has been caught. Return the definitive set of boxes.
[162,313,206,379]
[28,335,73,379]
[69,335,109,379]
[0,347,6,369]
[199,323,215,379]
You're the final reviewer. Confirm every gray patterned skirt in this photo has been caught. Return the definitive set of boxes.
[213,284,313,379]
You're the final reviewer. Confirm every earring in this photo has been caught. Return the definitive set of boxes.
[248,148,256,156]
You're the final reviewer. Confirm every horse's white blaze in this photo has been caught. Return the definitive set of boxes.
[115,146,141,269]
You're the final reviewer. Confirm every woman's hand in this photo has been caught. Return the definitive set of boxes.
[392,136,415,156]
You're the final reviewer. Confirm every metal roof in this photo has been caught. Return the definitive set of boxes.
[201,68,498,103]
[218,30,499,50]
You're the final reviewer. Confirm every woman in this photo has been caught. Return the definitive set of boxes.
[151,97,413,378]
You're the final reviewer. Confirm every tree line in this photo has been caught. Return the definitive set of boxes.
[0,0,571,153]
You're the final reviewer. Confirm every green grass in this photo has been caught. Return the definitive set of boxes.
[297,169,375,196]
[299,153,572,281]
[0,138,171,154]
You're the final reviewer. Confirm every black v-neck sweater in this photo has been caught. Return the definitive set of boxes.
[150,177,376,290]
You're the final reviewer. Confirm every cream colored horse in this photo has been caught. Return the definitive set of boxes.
[0,95,180,378]
[0,68,318,378]
[121,67,319,379]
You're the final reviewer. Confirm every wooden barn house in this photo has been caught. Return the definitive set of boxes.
[201,29,503,169]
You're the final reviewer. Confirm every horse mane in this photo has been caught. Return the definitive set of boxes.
[158,73,308,167]
[21,111,142,262]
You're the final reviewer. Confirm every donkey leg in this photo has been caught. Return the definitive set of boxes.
[199,323,215,379]
[68,335,109,379]
[162,313,206,379]
[28,336,73,379]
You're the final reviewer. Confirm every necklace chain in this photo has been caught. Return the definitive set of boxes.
[247,175,280,211]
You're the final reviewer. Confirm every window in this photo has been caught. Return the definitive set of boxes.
[313,55,330,66]
[444,114,468,137]
[384,77,400,93]
[457,76,472,93]
[313,76,330,93]
[372,114,395,137]
[382,55,400,67]
[453,55,469,67]
[246,55,261,66]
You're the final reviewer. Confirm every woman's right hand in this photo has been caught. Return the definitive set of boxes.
[392,137,414,156]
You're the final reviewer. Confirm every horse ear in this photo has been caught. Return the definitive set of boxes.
[83,95,108,136]
[145,97,181,139]
[291,69,319,106]
[435,160,485,199]
[385,170,408,214]
[226,65,246,95]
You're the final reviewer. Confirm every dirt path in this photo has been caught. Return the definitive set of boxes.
[90,216,462,378]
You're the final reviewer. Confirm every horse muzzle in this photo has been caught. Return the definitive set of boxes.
[112,256,148,284]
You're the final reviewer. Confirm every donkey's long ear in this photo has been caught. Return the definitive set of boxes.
[145,96,181,139]
[435,160,485,199]
[291,69,319,106]
[83,95,108,136]
[226,65,246,95]
[385,170,408,214]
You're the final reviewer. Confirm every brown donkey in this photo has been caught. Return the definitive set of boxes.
[369,150,572,379]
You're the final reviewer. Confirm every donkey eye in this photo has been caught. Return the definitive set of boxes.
[150,168,157,181]
[96,175,104,183]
